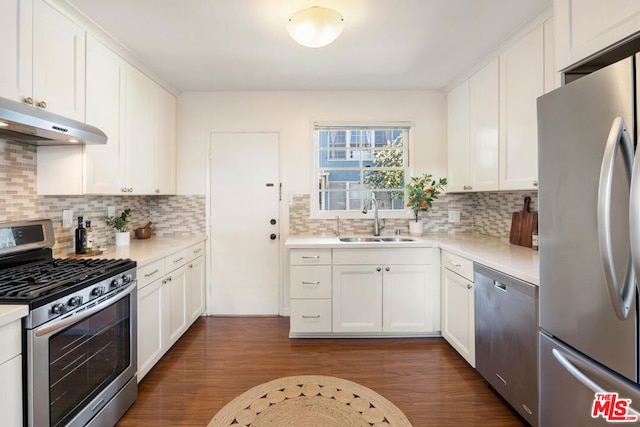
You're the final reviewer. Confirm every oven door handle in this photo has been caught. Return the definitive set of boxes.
[35,283,136,337]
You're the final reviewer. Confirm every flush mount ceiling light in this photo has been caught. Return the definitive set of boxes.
[286,6,344,48]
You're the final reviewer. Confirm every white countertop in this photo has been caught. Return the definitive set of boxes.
[0,304,28,328]
[285,233,539,285]
[87,235,207,267]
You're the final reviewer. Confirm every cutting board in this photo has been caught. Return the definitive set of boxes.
[509,196,538,248]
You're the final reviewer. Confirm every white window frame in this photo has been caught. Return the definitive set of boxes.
[311,121,415,220]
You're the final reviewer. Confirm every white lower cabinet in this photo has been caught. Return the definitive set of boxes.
[440,250,475,367]
[0,318,24,427]
[137,241,206,381]
[289,247,438,337]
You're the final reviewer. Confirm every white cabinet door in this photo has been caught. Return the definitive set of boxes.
[555,0,640,71]
[187,256,205,324]
[499,25,544,191]
[441,268,475,367]
[382,264,436,333]
[137,278,163,381]
[0,355,23,427]
[85,35,126,194]
[0,0,32,103]
[165,265,188,348]
[469,57,499,191]
[332,265,383,333]
[32,0,85,121]
[124,64,156,194]
[446,80,471,192]
[154,86,176,194]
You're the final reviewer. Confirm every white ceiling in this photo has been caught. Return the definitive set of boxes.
[65,0,552,93]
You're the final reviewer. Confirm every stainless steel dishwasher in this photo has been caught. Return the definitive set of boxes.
[474,263,538,427]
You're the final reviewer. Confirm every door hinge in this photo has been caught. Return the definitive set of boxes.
[279,183,282,201]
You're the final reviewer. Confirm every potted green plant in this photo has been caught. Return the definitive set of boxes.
[406,173,447,235]
[106,208,132,245]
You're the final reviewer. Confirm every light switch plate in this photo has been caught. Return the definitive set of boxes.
[62,209,73,228]
[107,206,116,217]
[448,210,461,223]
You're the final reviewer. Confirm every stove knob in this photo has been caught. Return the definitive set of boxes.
[91,286,104,297]
[122,274,133,285]
[111,278,122,288]
[51,303,65,315]
[68,296,83,307]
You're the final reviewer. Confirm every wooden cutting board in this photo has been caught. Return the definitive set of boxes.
[509,196,538,248]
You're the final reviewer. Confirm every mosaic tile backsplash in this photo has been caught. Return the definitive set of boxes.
[0,141,205,257]
[289,191,538,239]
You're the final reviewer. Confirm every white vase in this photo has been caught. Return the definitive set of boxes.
[115,231,130,246]
[408,220,424,236]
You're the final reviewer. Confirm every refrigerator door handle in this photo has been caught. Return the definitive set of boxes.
[552,348,640,417]
[630,115,640,297]
[597,116,635,320]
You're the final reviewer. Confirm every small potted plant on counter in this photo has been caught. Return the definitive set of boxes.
[106,208,132,246]
[406,173,447,235]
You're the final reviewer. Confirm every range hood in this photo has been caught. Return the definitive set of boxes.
[0,96,107,146]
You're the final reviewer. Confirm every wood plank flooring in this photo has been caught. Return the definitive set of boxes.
[117,316,526,426]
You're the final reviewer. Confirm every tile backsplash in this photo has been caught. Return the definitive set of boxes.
[0,141,205,257]
[289,190,538,239]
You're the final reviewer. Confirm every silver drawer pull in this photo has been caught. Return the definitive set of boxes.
[144,269,159,278]
[522,404,533,415]
[193,248,202,253]
[302,315,321,319]
[302,281,320,285]
[496,373,507,386]
[302,255,320,259]
[173,257,184,263]
[449,261,462,268]
[494,281,507,292]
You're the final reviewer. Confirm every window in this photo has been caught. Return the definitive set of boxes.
[315,124,410,215]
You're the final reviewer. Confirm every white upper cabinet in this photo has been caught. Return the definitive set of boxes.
[85,34,126,194]
[555,0,640,71]
[154,85,177,195]
[0,0,32,103]
[446,80,471,192]
[499,25,544,191]
[0,0,85,121]
[469,57,499,191]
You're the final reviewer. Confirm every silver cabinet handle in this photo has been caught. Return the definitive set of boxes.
[385,266,390,272]
[193,248,202,254]
[449,261,462,268]
[302,315,320,319]
[376,267,382,272]
[495,373,507,386]
[36,100,47,108]
[173,257,184,263]
[24,97,33,105]
[533,180,538,187]
[302,255,320,259]
[301,281,320,285]
[144,269,159,278]
[467,284,472,290]
[598,116,635,320]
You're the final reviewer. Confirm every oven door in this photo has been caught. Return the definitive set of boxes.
[27,283,137,427]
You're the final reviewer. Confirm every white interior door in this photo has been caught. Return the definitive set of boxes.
[209,132,280,315]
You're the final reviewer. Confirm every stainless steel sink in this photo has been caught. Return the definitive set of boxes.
[338,236,416,243]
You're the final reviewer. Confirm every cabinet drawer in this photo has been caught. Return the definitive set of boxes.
[333,248,433,265]
[0,320,21,364]
[165,249,188,271]
[290,299,332,333]
[186,241,205,262]
[290,266,331,299]
[137,259,165,290]
[442,250,474,282]
[290,249,331,266]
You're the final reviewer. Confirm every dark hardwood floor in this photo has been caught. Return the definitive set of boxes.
[117,316,526,426]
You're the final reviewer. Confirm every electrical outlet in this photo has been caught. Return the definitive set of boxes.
[62,209,74,228]
[107,206,116,217]
[448,210,461,223]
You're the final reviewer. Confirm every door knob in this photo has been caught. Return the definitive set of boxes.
[270,219,277,225]
[270,234,277,240]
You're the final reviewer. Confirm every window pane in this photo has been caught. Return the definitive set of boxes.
[316,127,408,212]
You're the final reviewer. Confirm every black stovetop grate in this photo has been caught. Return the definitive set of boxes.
[0,258,135,301]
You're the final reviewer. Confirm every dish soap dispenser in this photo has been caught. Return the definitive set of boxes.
[75,216,86,254]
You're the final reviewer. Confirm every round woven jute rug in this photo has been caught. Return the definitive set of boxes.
[208,375,412,427]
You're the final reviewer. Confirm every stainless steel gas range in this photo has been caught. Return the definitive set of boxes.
[0,219,137,427]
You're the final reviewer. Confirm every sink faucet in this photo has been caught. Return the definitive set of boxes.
[362,197,385,236]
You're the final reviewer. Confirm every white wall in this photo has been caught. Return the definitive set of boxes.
[176,90,446,196]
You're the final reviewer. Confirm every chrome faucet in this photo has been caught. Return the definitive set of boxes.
[362,197,385,236]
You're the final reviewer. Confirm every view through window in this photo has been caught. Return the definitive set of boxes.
[316,126,409,212]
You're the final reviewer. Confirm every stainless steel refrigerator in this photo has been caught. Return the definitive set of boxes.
[538,54,640,425]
